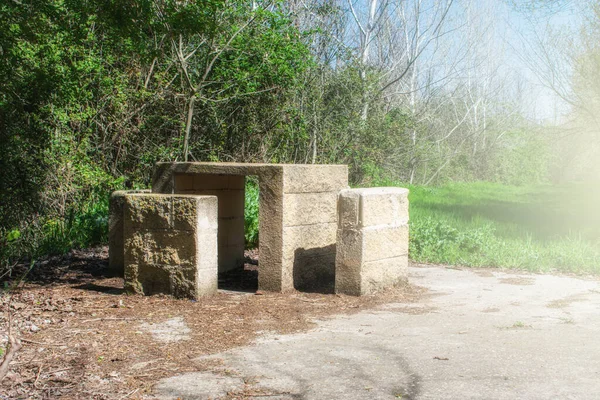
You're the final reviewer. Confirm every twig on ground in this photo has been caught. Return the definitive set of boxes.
[46,366,73,375]
[21,338,66,347]
[118,388,140,399]
[34,362,44,388]
[0,257,36,377]
[0,299,23,382]
[0,333,23,382]
[81,317,137,323]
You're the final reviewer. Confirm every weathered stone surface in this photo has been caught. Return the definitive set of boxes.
[334,256,362,297]
[125,196,173,230]
[334,221,409,267]
[335,187,410,296]
[152,162,349,292]
[282,165,348,194]
[152,162,278,193]
[173,174,195,191]
[175,173,244,191]
[124,230,196,267]
[123,193,218,299]
[282,223,338,257]
[361,256,408,295]
[109,189,150,274]
[338,187,409,229]
[282,192,338,227]
[192,174,244,190]
[360,224,409,262]
[282,223,338,291]
[337,191,360,230]
[257,167,284,292]
[360,187,409,227]
[335,229,363,268]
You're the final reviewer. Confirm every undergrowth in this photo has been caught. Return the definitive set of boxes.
[244,178,260,249]
[1,198,110,271]
[1,172,124,274]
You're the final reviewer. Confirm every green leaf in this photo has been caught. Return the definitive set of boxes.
[6,229,21,242]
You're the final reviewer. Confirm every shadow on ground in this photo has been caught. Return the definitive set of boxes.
[3,247,119,288]
[218,255,259,293]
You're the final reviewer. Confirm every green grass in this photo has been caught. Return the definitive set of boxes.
[402,181,600,274]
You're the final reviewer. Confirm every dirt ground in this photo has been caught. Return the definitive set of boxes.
[0,247,422,399]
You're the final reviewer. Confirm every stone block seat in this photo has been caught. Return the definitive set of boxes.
[335,187,410,296]
[122,192,218,299]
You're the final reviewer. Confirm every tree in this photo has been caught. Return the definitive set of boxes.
[0,0,312,266]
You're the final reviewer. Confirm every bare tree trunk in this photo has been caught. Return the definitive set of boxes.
[183,94,195,162]
[349,0,380,122]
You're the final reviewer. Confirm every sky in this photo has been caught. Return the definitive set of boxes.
[344,0,587,123]
[500,0,586,123]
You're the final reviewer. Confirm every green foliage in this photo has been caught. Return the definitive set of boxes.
[0,167,123,268]
[0,0,309,268]
[409,216,497,265]
[486,129,550,185]
[5,229,21,242]
[244,178,260,249]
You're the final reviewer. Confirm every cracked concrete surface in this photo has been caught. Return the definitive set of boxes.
[155,265,600,399]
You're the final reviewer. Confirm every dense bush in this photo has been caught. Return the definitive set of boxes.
[409,216,496,265]
[0,0,309,268]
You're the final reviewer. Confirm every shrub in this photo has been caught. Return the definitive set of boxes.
[244,178,260,249]
[409,216,496,265]
[0,165,123,274]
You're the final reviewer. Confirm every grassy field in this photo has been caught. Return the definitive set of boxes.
[403,182,600,274]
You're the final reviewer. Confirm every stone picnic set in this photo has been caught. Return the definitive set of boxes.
[109,163,409,298]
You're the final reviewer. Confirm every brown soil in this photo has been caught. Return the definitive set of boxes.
[0,247,423,399]
[498,277,535,286]
[546,293,589,309]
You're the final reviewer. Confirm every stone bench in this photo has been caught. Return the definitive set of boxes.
[109,164,412,297]
[121,192,218,299]
[335,187,410,296]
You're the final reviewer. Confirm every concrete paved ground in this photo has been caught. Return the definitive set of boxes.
[155,265,600,399]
